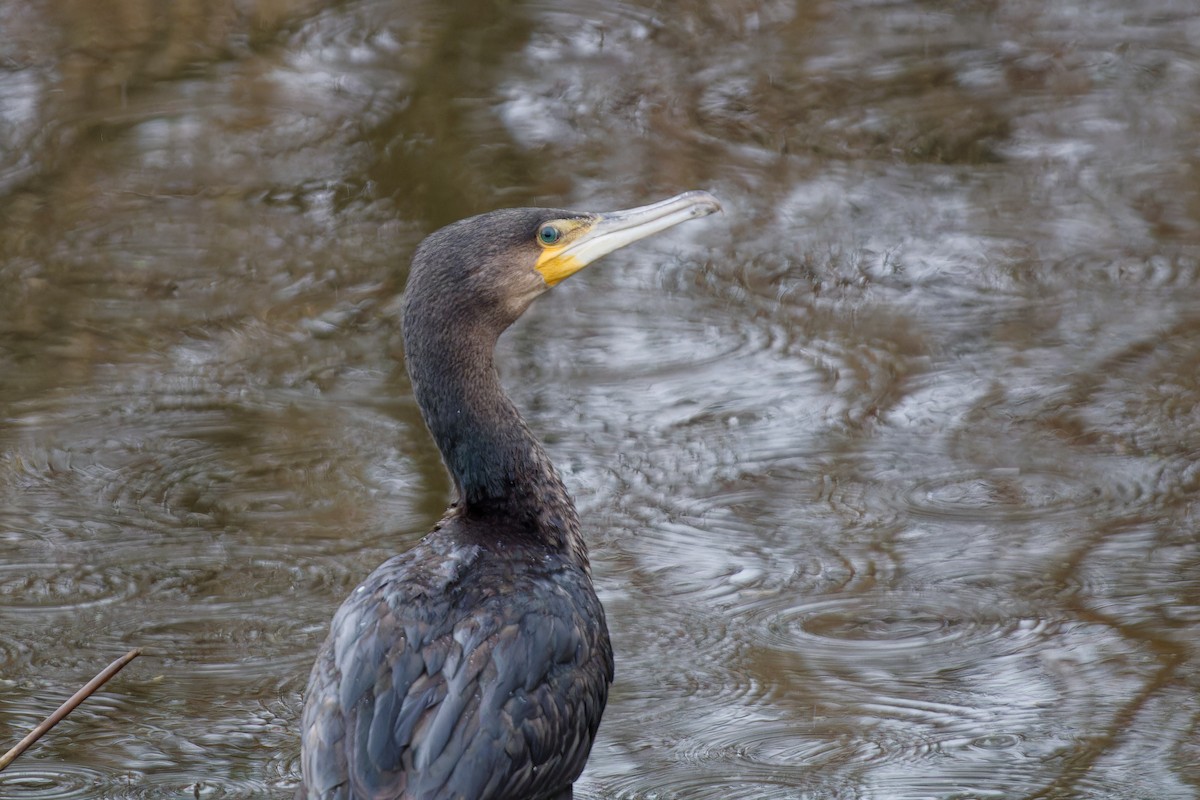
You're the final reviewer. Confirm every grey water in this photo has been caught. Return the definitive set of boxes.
[1,0,1198,797]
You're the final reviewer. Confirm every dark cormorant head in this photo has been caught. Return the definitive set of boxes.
[404,191,722,337]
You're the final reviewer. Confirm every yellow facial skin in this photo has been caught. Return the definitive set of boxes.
[534,219,596,286]
[533,191,723,288]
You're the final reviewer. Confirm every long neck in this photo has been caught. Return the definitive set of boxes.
[404,317,587,567]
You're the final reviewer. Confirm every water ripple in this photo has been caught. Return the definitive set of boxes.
[95,776,286,799]
[0,379,419,550]
[0,630,28,672]
[88,563,342,682]
[525,275,771,383]
[0,765,111,800]
[733,591,1053,672]
[0,562,141,613]
[600,772,857,800]
[902,467,1105,522]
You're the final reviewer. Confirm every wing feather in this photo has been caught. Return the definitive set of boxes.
[299,541,612,800]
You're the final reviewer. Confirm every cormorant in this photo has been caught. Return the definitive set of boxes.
[299,191,722,800]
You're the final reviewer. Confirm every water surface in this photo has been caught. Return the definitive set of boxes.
[1,0,1198,797]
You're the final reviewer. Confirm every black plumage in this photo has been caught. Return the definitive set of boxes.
[299,192,720,800]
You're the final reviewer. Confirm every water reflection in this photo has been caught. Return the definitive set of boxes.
[2,0,1199,797]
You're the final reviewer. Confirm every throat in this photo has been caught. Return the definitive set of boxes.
[407,332,585,564]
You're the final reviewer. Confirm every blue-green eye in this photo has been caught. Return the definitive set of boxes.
[538,225,561,245]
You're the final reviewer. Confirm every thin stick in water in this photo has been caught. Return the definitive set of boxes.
[0,647,142,772]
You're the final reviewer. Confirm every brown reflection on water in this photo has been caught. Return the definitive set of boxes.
[2,0,1200,798]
